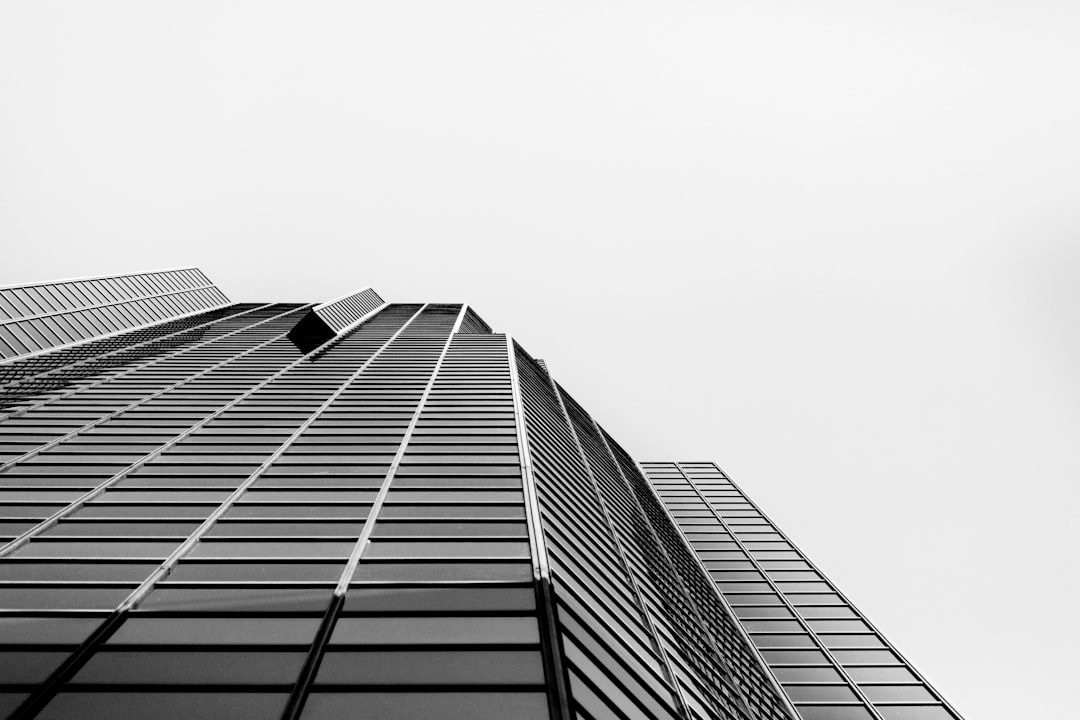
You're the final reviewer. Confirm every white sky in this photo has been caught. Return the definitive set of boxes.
[3,2,1079,717]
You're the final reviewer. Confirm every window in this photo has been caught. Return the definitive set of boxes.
[315,650,543,685]
[137,587,332,613]
[0,616,103,644]
[352,562,532,582]
[329,616,539,645]
[342,587,534,613]
[108,617,321,645]
[39,692,288,720]
[72,650,307,684]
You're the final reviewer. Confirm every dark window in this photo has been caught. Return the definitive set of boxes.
[0,616,103,644]
[73,650,306,684]
[39,692,288,720]
[315,650,544,685]
[343,587,535,613]
[137,587,332,613]
[352,562,532,582]
[794,707,874,720]
[329,617,539,645]
[0,587,132,610]
[299,692,548,720]
[860,685,935,702]
[108,617,321,645]
[784,685,859,702]
[0,650,69,683]
[364,541,530,559]
[166,561,343,583]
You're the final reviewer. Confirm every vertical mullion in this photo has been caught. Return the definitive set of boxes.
[279,304,462,720]
[0,303,384,558]
[2,303,414,720]
[114,304,430,612]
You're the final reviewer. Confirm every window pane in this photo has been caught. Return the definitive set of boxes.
[73,651,306,684]
[771,667,844,683]
[0,563,158,582]
[860,685,936,702]
[315,650,543,685]
[784,685,859,702]
[11,540,180,558]
[845,667,918,683]
[188,541,354,558]
[0,617,103,644]
[0,587,131,610]
[795,708,874,720]
[878,708,953,720]
[166,562,342,583]
[137,587,332,613]
[364,541,530,559]
[343,587,534,613]
[300,692,548,720]
[352,562,531,582]
[0,651,68,683]
[109,618,320,645]
[329,617,538,645]
[372,521,527,537]
[39,692,288,720]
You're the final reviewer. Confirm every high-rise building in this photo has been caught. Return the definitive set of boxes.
[0,270,963,720]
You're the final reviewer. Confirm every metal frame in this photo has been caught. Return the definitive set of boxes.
[0,268,230,363]
[541,364,694,720]
[665,461,885,719]
[0,303,266,392]
[507,338,574,720]
[3,299,402,720]
[0,302,280,422]
[0,284,222,328]
[0,304,314,474]
[0,302,391,558]
[0,266,211,293]
[684,461,964,719]
[0,302,234,368]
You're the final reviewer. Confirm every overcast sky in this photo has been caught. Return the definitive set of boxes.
[3,2,1079,717]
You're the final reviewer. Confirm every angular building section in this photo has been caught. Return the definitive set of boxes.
[0,268,962,720]
[641,462,963,720]
[0,269,230,360]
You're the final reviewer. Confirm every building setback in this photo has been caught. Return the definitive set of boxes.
[0,270,962,720]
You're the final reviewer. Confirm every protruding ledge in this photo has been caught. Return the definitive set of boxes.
[287,287,385,352]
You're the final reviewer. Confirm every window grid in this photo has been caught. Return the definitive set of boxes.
[515,344,730,720]
[0,270,231,361]
[0,303,266,397]
[557,387,788,720]
[641,462,963,720]
[0,303,284,427]
[0,303,428,719]
[0,305,315,483]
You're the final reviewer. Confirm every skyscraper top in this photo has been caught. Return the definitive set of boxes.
[0,268,229,361]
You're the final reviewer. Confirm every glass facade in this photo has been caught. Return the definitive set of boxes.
[641,462,964,720]
[0,269,230,361]
[0,269,962,720]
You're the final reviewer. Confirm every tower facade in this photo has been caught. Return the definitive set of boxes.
[0,270,962,720]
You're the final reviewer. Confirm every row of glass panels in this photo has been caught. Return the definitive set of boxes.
[643,462,961,720]
[0,270,215,322]
[0,287,229,360]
